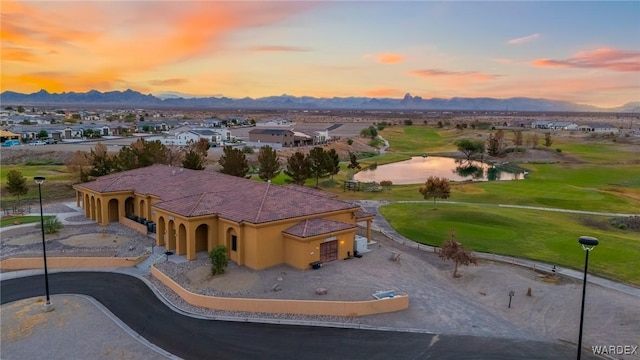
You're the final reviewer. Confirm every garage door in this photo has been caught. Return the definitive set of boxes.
[320,240,338,263]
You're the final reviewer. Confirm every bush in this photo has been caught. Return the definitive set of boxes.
[43,217,62,234]
[241,146,254,154]
[209,245,228,275]
[346,138,353,145]
[556,148,562,153]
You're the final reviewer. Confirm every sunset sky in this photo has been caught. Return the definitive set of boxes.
[2,1,639,108]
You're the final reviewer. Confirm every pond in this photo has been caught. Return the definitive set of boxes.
[353,156,526,185]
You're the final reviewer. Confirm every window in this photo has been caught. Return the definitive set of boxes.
[231,235,237,251]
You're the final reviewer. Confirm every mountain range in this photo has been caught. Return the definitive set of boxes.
[1,89,638,112]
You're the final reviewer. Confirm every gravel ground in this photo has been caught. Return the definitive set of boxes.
[2,207,638,359]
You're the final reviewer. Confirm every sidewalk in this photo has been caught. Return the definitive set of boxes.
[355,200,640,298]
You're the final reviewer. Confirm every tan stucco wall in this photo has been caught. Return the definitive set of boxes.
[151,266,409,316]
[0,255,146,270]
[75,185,362,271]
[121,217,148,235]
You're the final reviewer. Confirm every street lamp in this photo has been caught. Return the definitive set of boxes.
[34,176,53,312]
[576,235,598,360]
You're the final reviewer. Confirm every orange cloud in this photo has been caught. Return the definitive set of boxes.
[363,88,405,97]
[532,48,640,72]
[507,33,540,45]
[149,78,189,86]
[409,69,498,81]
[364,53,405,64]
[0,1,316,93]
[249,45,311,52]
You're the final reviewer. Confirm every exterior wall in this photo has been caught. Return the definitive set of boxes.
[151,266,409,317]
[74,185,363,270]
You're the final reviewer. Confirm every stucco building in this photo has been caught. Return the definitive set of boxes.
[73,165,374,270]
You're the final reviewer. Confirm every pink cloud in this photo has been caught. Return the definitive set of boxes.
[507,33,540,45]
[409,69,499,81]
[532,48,640,72]
[364,53,405,64]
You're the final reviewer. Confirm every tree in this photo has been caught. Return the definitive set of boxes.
[219,146,249,177]
[209,245,228,275]
[308,147,330,188]
[439,230,477,277]
[257,145,280,181]
[17,105,25,113]
[419,176,451,207]
[326,148,340,180]
[5,170,28,206]
[544,132,553,148]
[192,138,210,158]
[360,126,378,139]
[66,150,91,183]
[513,130,523,147]
[404,119,413,126]
[284,151,310,185]
[89,142,113,177]
[346,152,361,179]
[380,180,393,192]
[486,131,504,157]
[37,130,49,139]
[182,150,205,170]
[454,139,485,160]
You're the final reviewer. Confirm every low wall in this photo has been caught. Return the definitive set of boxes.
[151,266,409,317]
[120,217,149,235]
[0,255,145,271]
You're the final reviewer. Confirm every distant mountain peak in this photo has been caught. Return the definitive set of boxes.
[0,89,629,111]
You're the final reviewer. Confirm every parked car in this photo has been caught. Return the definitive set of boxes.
[30,140,47,146]
[45,138,58,144]
[1,140,21,147]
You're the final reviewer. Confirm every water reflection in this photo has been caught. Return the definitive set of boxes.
[353,156,525,184]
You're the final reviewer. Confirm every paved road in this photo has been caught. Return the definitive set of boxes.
[1,272,602,360]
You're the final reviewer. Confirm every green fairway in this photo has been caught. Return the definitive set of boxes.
[379,202,640,286]
[0,215,54,228]
[1,165,75,206]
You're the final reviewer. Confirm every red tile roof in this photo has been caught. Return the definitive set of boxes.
[283,218,358,238]
[76,164,366,224]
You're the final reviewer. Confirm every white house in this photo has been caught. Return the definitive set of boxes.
[175,129,223,145]
[578,124,619,134]
[548,121,578,130]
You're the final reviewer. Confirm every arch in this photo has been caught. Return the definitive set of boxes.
[177,223,187,255]
[90,196,96,220]
[195,224,208,253]
[124,197,135,217]
[108,199,119,222]
[96,198,103,223]
[157,216,166,246]
[139,199,146,218]
[167,220,176,251]
[84,194,90,218]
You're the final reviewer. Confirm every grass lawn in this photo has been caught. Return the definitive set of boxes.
[0,215,54,228]
[379,202,640,286]
[1,165,76,207]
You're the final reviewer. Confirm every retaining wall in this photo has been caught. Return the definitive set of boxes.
[0,255,145,270]
[151,266,409,317]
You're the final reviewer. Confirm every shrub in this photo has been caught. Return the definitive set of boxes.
[209,245,228,275]
[241,146,254,154]
[346,138,353,145]
[43,217,62,234]
[556,148,562,153]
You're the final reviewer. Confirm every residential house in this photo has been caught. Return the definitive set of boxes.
[72,165,374,270]
[249,128,296,146]
[577,124,619,134]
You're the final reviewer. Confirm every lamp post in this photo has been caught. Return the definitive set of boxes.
[34,176,53,312]
[577,236,598,360]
